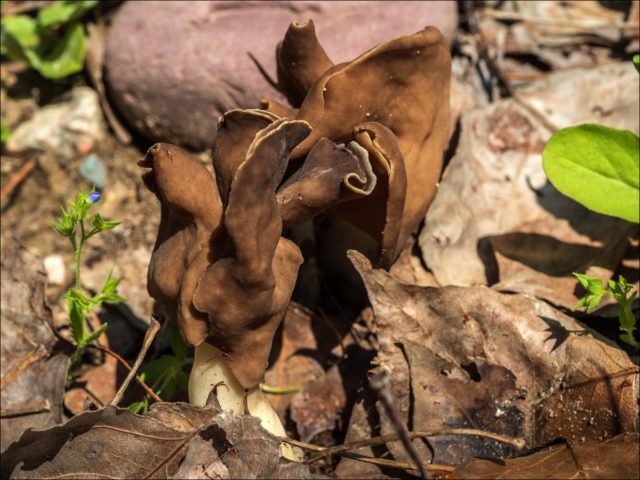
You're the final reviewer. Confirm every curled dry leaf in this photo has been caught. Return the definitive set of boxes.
[2,402,312,479]
[446,433,639,480]
[419,62,639,312]
[0,244,69,453]
[347,250,638,467]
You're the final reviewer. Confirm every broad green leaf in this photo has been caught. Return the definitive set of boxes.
[1,15,39,49]
[32,22,86,79]
[1,14,39,60]
[38,0,98,28]
[543,124,640,223]
[634,54,640,73]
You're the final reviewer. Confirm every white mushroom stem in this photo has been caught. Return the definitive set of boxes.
[188,341,303,462]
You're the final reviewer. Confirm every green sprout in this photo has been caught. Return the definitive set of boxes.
[52,188,124,378]
[574,273,639,349]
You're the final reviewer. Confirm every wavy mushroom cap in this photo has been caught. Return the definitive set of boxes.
[142,117,312,390]
[271,20,451,264]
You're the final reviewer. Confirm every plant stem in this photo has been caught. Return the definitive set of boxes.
[75,221,85,289]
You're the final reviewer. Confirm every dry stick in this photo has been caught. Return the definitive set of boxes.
[340,452,455,474]
[304,428,525,463]
[279,438,455,474]
[110,318,161,406]
[88,344,163,403]
[370,368,429,480]
[0,159,37,204]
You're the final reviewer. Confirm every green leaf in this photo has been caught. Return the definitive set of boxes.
[619,332,639,348]
[573,273,607,313]
[69,188,93,222]
[30,22,86,79]
[92,213,121,232]
[84,322,107,345]
[634,54,640,73]
[619,306,636,331]
[38,0,98,28]
[52,206,75,237]
[128,396,150,415]
[1,15,39,60]
[543,124,640,223]
[573,273,605,295]
[143,355,190,400]
[67,295,87,346]
[1,118,10,143]
[98,271,125,304]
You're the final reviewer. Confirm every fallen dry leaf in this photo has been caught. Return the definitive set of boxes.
[2,402,312,479]
[348,250,638,468]
[419,63,639,312]
[0,244,69,453]
[263,303,327,421]
[445,433,639,479]
[290,365,347,443]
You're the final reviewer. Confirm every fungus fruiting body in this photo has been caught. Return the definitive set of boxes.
[142,22,450,462]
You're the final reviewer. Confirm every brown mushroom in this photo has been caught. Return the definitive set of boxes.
[269,20,451,263]
[140,117,311,461]
[141,21,451,462]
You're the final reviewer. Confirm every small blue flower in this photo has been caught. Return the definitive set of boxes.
[88,191,102,203]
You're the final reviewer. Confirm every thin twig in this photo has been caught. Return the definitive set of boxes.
[0,159,37,205]
[369,368,429,479]
[340,452,456,474]
[88,344,163,403]
[278,438,456,474]
[304,428,525,463]
[109,318,161,406]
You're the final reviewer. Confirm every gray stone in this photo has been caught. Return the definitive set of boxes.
[105,0,458,150]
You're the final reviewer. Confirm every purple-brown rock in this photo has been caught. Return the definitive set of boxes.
[104,1,457,150]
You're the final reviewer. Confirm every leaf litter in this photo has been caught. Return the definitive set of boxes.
[1,0,639,478]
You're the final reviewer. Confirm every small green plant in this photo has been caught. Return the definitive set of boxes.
[52,188,124,378]
[542,59,640,349]
[0,0,98,79]
[128,325,191,414]
[574,273,639,348]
